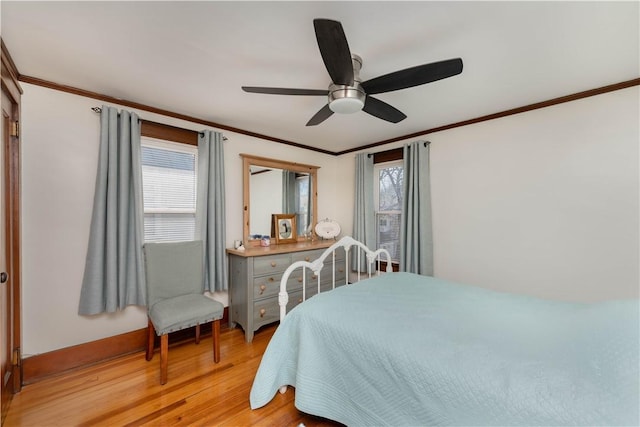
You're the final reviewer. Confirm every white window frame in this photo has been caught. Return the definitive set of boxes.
[374,159,403,216]
[374,160,403,262]
[141,136,198,242]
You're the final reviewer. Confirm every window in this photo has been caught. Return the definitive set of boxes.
[374,161,403,262]
[141,137,198,242]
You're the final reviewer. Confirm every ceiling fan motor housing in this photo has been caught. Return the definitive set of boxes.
[328,83,365,113]
[328,54,365,114]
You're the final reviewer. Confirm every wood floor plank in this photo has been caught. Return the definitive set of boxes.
[4,325,342,427]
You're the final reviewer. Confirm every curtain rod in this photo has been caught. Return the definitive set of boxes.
[92,107,228,140]
[366,141,429,157]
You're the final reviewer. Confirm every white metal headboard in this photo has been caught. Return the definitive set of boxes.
[278,236,393,321]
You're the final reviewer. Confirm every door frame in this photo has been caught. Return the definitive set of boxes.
[1,39,23,423]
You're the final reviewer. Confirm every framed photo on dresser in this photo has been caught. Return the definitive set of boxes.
[272,214,297,244]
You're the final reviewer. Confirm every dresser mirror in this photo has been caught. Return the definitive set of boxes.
[241,154,319,245]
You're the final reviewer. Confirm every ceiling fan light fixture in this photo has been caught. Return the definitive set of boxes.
[328,83,365,114]
[329,97,364,114]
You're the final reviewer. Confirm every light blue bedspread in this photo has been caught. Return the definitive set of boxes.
[250,273,639,426]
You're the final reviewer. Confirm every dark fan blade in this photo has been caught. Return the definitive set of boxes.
[306,104,334,126]
[242,87,328,96]
[362,58,463,95]
[313,19,354,86]
[363,96,407,123]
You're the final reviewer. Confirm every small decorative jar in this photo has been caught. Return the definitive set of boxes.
[260,236,271,247]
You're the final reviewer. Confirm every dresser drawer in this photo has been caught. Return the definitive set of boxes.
[288,290,304,310]
[253,254,291,275]
[253,270,305,300]
[253,272,283,300]
[253,298,280,327]
[330,246,346,261]
[291,249,325,263]
[308,261,347,284]
[286,270,305,292]
[253,290,303,326]
[290,247,346,264]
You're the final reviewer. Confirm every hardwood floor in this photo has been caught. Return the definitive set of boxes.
[4,324,342,426]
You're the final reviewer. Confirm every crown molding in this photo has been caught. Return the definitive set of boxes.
[336,77,640,155]
[18,74,639,157]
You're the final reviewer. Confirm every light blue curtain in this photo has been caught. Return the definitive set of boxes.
[352,153,374,271]
[400,141,434,275]
[79,106,146,315]
[196,130,227,292]
[282,170,296,214]
[304,174,313,233]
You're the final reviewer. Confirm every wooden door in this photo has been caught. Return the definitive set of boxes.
[1,87,10,424]
[0,85,20,426]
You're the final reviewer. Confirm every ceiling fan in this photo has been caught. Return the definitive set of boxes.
[242,19,463,126]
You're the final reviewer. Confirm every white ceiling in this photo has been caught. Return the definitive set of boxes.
[2,1,638,153]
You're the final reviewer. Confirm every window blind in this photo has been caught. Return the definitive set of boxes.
[141,137,197,242]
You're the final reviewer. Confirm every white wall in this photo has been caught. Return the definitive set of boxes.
[249,169,282,236]
[338,87,639,302]
[20,83,341,356]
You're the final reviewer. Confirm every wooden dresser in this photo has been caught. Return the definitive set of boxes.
[227,240,346,342]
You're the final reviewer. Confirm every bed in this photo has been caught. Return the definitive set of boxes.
[249,237,640,426]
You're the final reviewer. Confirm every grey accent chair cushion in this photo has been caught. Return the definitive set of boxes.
[149,293,223,335]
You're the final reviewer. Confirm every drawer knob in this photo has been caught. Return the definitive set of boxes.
[259,284,266,294]
[271,262,277,267]
[259,308,266,317]
[297,277,302,283]
[298,298,303,303]
[305,257,310,262]
[312,274,318,280]
[268,277,274,282]
[338,268,344,273]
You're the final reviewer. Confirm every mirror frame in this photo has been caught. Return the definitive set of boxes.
[241,153,319,245]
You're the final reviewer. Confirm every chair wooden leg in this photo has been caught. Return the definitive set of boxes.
[145,319,155,361]
[212,319,220,363]
[195,324,201,344]
[160,334,168,385]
